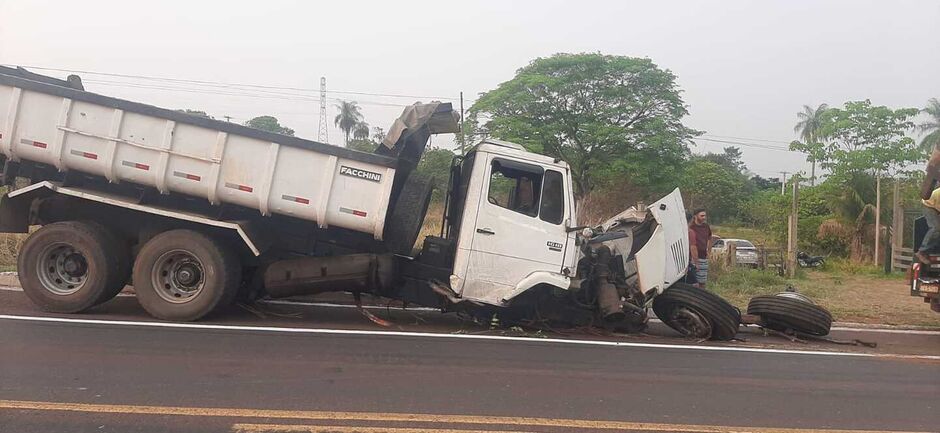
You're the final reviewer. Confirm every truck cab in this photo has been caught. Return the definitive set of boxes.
[431,139,688,311]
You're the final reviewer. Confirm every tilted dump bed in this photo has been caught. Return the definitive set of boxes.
[0,68,398,239]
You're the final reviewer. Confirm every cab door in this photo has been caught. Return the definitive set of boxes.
[460,155,570,303]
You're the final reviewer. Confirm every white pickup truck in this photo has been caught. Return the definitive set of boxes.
[0,66,741,339]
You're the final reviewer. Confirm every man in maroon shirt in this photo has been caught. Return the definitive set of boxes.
[689,208,712,287]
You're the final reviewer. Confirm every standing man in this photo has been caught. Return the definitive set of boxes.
[685,212,700,288]
[689,208,712,287]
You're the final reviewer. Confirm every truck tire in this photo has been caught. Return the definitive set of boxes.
[132,230,240,321]
[747,295,832,336]
[18,221,128,313]
[653,283,741,341]
[384,175,434,255]
[87,222,132,305]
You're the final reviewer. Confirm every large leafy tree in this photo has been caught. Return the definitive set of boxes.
[470,53,698,197]
[244,115,294,136]
[334,100,364,146]
[810,100,919,179]
[680,159,748,223]
[918,98,940,151]
[790,103,829,184]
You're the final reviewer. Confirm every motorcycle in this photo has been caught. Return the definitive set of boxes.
[797,251,825,268]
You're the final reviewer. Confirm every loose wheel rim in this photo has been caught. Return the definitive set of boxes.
[666,305,712,339]
[151,249,206,304]
[37,243,89,295]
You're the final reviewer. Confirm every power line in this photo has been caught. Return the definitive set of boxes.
[3,64,463,102]
[81,79,420,108]
[701,134,792,145]
[695,137,798,152]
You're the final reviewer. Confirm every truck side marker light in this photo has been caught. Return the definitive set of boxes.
[69,149,98,160]
[339,207,367,217]
[121,161,150,171]
[20,138,48,149]
[173,171,202,182]
[224,182,254,193]
[282,195,310,205]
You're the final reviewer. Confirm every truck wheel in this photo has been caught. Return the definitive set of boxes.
[653,283,741,341]
[132,230,240,321]
[384,175,433,255]
[18,221,128,313]
[747,294,832,336]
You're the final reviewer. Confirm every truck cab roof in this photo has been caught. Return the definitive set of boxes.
[471,140,570,171]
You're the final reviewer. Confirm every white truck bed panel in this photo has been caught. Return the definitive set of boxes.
[0,72,396,239]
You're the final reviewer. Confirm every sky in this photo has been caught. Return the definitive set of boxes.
[1,0,938,180]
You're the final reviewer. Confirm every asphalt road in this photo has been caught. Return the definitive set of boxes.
[1,289,939,433]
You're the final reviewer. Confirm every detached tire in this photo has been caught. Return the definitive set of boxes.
[384,175,434,255]
[747,295,832,336]
[653,283,741,341]
[18,221,128,313]
[133,230,240,321]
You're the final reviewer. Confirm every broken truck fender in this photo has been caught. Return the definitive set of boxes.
[499,270,572,303]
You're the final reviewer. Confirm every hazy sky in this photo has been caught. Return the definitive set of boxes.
[1,0,937,179]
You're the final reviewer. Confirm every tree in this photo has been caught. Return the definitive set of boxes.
[353,122,370,140]
[470,53,698,197]
[415,147,456,201]
[790,103,828,185]
[680,160,748,223]
[700,146,745,173]
[177,109,213,119]
[244,115,295,136]
[751,175,782,191]
[810,100,919,180]
[918,98,940,151]
[334,101,364,146]
[346,139,377,153]
[371,127,386,144]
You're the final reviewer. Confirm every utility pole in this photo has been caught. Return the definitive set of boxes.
[317,77,329,144]
[875,175,882,265]
[779,171,790,195]
[459,91,465,155]
[787,174,800,278]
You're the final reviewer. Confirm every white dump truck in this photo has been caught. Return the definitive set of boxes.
[0,66,741,340]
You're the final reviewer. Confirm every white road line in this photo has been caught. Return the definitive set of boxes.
[2,314,938,361]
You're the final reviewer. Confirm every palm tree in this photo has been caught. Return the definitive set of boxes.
[918,98,940,151]
[334,101,364,146]
[794,103,829,186]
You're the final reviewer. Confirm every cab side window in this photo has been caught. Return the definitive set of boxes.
[487,159,543,217]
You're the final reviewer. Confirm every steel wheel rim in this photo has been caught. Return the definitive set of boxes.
[37,243,89,295]
[151,249,205,304]
[666,305,712,338]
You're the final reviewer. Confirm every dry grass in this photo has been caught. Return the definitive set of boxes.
[0,233,26,272]
[708,260,938,327]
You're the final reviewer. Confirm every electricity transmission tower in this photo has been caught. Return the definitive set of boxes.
[317,77,329,143]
